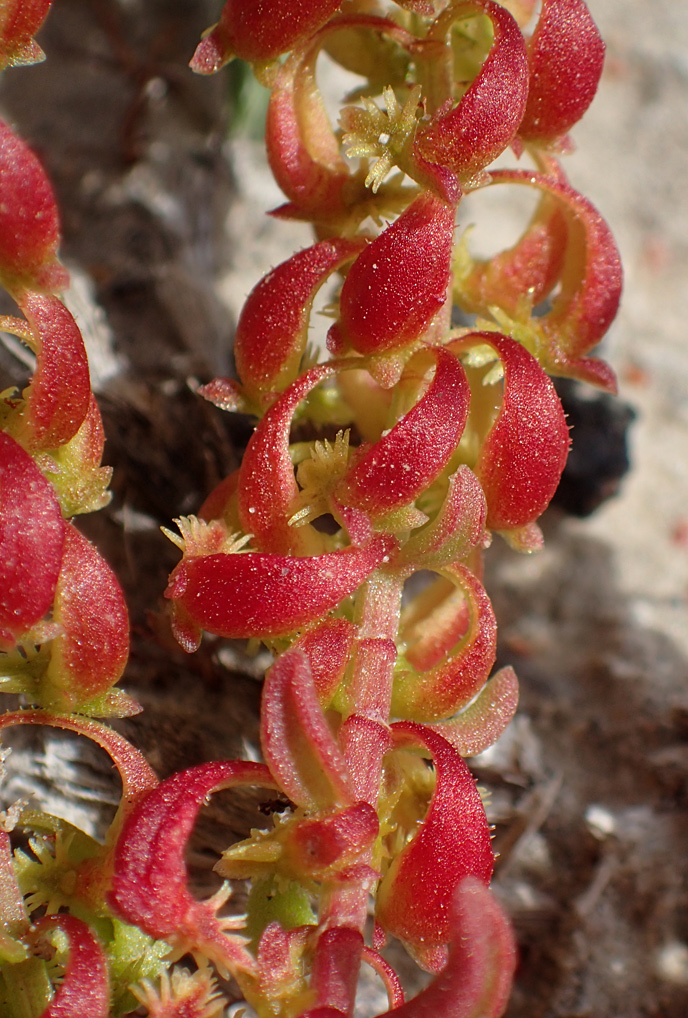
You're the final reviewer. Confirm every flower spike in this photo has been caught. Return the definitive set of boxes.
[328,193,455,357]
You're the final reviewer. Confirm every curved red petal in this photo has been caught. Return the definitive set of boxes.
[392,563,497,722]
[166,534,396,642]
[235,238,365,404]
[191,0,342,68]
[261,646,354,808]
[33,914,109,1018]
[13,293,91,452]
[486,169,621,390]
[238,363,335,555]
[376,724,494,971]
[0,119,67,294]
[339,348,469,517]
[451,331,570,533]
[375,878,516,1018]
[519,0,605,145]
[266,14,417,225]
[45,523,129,708]
[414,1,528,185]
[0,431,65,648]
[108,760,276,971]
[332,193,455,356]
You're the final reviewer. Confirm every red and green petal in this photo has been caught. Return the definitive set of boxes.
[238,363,335,556]
[414,1,529,186]
[0,0,52,69]
[261,645,354,809]
[43,523,129,710]
[0,710,158,810]
[191,0,342,70]
[265,14,417,226]
[5,293,91,452]
[32,914,109,1018]
[234,238,365,406]
[43,394,113,517]
[397,465,487,570]
[285,803,378,881]
[374,878,516,1018]
[289,617,356,705]
[451,331,570,534]
[484,169,621,390]
[428,664,519,757]
[266,30,352,226]
[458,187,568,318]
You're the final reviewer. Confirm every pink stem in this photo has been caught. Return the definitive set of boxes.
[311,570,404,1015]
